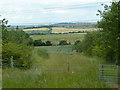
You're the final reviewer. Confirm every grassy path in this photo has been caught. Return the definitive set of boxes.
[33,53,111,88]
[3,49,113,88]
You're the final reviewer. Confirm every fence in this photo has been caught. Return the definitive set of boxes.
[36,63,80,73]
[2,56,14,68]
[99,64,120,84]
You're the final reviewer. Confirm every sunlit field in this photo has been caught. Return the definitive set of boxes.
[52,27,98,33]
[23,28,49,31]
[31,33,86,45]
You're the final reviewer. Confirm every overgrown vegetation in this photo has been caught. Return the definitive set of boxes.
[3,53,112,88]
[1,19,34,69]
[75,2,120,65]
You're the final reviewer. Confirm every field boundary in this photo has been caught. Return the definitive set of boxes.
[99,64,120,85]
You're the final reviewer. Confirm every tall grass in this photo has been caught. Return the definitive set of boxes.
[2,48,114,88]
[36,45,76,54]
[3,68,45,88]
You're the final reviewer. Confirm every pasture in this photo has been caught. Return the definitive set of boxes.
[36,45,77,54]
[31,33,86,45]
[2,48,113,88]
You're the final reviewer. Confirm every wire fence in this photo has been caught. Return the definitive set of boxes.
[99,64,120,84]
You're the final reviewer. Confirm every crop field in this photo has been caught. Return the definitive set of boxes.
[36,45,77,54]
[52,27,98,33]
[24,30,49,34]
[23,28,49,31]
[31,33,86,45]
[23,27,98,34]
[23,28,50,34]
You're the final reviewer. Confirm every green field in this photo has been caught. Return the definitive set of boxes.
[52,27,98,33]
[31,33,86,45]
[36,45,77,54]
[25,30,49,34]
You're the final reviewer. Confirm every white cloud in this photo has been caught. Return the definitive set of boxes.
[0,0,112,6]
[51,9,69,14]
[0,0,112,24]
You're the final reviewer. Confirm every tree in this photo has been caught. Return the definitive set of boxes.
[16,25,19,30]
[2,18,34,69]
[1,18,10,30]
[74,40,81,45]
[48,27,52,33]
[33,39,43,46]
[45,41,52,46]
[97,1,119,64]
[59,40,68,45]
[2,42,33,68]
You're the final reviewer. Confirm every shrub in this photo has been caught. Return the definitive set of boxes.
[33,39,44,46]
[59,40,68,45]
[74,40,81,45]
[45,41,52,46]
[2,42,33,69]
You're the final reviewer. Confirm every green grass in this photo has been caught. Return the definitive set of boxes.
[36,45,76,54]
[30,33,86,45]
[25,30,49,34]
[2,47,114,88]
[2,68,45,88]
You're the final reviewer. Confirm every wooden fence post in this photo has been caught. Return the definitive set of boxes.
[11,56,13,68]
[67,62,70,72]
[101,64,104,80]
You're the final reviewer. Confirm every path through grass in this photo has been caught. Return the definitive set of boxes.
[3,49,113,88]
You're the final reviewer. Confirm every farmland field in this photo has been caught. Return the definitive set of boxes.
[52,27,98,33]
[31,33,86,45]
[24,30,49,34]
[23,28,50,34]
[23,27,98,35]
[36,45,77,54]
[23,28,49,31]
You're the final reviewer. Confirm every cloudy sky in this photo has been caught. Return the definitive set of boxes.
[0,0,112,25]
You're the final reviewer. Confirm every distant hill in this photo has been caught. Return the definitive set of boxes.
[52,22,97,28]
[9,22,97,29]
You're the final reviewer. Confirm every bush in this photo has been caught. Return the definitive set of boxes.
[45,41,52,46]
[74,40,81,45]
[33,40,52,46]
[59,40,68,45]
[33,39,45,46]
[2,19,34,69]
[2,42,33,69]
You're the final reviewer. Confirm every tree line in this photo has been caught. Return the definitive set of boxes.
[33,40,71,46]
[75,2,120,65]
